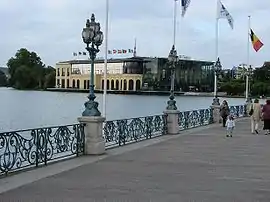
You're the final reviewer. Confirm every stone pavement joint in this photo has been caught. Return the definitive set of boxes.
[1,118,270,201]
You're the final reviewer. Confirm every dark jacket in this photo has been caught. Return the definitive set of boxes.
[220,104,230,117]
[262,104,270,120]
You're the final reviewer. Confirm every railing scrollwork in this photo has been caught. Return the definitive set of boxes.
[0,124,85,176]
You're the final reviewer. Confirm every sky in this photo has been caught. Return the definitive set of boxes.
[0,0,269,69]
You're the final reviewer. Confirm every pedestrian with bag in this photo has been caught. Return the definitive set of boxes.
[249,98,262,134]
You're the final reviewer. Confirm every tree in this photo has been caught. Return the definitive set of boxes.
[7,48,47,90]
[253,65,270,82]
[13,65,38,89]
[220,80,245,96]
[44,66,56,89]
[0,70,7,87]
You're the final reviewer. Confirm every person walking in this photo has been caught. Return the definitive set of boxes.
[262,99,270,135]
[220,100,230,127]
[225,115,235,137]
[249,98,262,134]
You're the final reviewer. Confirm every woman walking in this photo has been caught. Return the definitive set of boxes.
[220,100,230,127]
[262,99,270,135]
[249,98,262,134]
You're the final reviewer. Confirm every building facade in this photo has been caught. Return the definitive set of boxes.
[55,58,143,91]
[140,57,214,92]
[55,57,215,92]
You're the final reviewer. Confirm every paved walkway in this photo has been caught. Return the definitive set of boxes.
[1,118,270,201]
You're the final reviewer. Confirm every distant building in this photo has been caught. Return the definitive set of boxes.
[55,57,215,92]
[55,58,143,91]
[142,57,214,92]
[0,67,9,79]
[232,64,254,80]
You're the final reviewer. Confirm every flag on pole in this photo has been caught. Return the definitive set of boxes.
[250,29,264,52]
[217,0,234,29]
[181,0,191,17]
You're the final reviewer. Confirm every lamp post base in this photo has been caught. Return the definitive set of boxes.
[246,97,252,104]
[82,100,101,117]
[166,91,177,110]
[212,96,220,106]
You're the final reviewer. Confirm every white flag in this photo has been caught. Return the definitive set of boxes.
[181,0,191,17]
[217,0,234,29]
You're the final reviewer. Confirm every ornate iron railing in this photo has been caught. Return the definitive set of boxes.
[178,108,213,130]
[229,105,246,118]
[0,124,85,176]
[103,114,167,148]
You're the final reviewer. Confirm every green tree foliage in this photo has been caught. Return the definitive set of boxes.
[220,79,245,96]
[0,70,8,87]
[251,64,270,96]
[44,66,56,88]
[7,48,55,90]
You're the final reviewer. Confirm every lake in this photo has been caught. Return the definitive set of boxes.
[0,87,261,132]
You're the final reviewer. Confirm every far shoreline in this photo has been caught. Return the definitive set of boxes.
[45,87,248,99]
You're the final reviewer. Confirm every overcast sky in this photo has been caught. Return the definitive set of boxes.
[0,0,269,69]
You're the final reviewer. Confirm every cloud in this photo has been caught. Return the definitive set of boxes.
[0,0,269,70]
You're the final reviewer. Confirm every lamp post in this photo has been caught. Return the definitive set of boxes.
[81,14,104,116]
[166,45,178,110]
[212,57,222,106]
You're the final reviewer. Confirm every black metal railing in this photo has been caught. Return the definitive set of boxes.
[0,124,85,176]
[229,105,246,118]
[178,108,213,130]
[103,114,167,148]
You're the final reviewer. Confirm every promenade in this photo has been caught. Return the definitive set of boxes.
[1,118,270,201]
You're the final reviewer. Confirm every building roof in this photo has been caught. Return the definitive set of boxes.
[57,56,214,65]
[58,57,148,65]
[0,67,8,75]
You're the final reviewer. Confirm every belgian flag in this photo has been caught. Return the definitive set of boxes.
[250,29,264,52]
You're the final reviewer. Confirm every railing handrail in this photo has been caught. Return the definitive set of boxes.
[0,123,82,134]
[105,107,214,123]
[104,114,165,122]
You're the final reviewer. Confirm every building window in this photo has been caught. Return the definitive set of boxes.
[57,68,60,76]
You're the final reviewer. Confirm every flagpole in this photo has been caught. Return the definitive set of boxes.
[103,0,109,117]
[173,0,177,46]
[214,17,219,98]
[245,15,251,102]
[214,0,219,99]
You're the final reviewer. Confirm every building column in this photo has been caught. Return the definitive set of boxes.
[78,116,106,155]
[133,79,136,91]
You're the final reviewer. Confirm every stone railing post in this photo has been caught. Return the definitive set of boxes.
[78,116,106,155]
[163,110,180,135]
[210,105,221,123]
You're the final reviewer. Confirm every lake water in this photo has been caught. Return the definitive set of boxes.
[0,87,262,132]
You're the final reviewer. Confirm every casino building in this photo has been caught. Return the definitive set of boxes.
[55,56,215,92]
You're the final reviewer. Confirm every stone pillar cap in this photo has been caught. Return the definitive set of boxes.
[78,116,106,123]
[163,110,180,114]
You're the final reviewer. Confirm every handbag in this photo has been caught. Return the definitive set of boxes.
[249,105,254,116]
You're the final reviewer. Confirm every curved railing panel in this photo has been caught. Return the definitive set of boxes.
[0,124,85,176]
[103,114,167,148]
[229,105,246,118]
[178,108,213,130]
